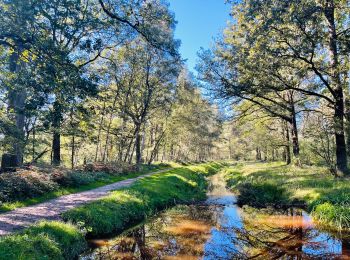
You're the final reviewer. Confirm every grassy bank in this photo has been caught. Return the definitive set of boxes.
[0,164,169,213]
[0,162,226,259]
[0,221,86,260]
[62,162,225,237]
[225,162,350,230]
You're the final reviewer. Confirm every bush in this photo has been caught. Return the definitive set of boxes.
[0,221,86,260]
[51,171,109,188]
[0,171,58,202]
[82,162,138,175]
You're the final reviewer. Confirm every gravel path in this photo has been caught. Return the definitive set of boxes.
[0,169,170,236]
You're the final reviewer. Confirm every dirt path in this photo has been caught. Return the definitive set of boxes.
[0,169,170,236]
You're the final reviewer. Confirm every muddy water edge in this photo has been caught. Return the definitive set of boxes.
[80,172,350,260]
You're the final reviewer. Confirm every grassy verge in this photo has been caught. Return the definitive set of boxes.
[62,162,225,237]
[224,162,350,230]
[0,162,226,259]
[0,164,169,213]
[0,221,86,260]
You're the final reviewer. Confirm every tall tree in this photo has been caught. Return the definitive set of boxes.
[198,0,350,174]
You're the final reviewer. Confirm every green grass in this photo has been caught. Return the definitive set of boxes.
[0,164,170,213]
[225,162,350,230]
[62,162,226,237]
[0,221,86,260]
[0,162,226,259]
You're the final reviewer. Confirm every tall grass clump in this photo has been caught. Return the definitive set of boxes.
[0,221,86,260]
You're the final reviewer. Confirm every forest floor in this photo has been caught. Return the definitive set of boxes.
[0,168,171,236]
[225,162,350,230]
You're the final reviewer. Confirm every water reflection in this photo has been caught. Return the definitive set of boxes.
[81,174,350,260]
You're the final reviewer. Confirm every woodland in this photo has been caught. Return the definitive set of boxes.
[0,0,349,259]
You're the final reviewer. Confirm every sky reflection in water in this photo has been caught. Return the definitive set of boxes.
[82,174,350,260]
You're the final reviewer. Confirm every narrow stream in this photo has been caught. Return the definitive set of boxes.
[81,173,350,259]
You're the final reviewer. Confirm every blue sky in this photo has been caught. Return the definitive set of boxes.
[168,0,231,73]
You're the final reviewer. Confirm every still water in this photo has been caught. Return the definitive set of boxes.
[81,174,350,259]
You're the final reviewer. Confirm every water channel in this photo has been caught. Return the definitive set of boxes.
[81,173,350,259]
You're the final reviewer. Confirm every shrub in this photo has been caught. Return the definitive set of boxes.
[51,171,108,188]
[82,162,138,175]
[0,171,58,202]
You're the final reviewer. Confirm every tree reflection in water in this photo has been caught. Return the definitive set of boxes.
[81,174,350,260]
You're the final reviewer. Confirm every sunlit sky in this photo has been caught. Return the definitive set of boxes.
[168,0,231,73]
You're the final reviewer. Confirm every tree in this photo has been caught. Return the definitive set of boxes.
[198,0,350,174]
[104,39,180,166]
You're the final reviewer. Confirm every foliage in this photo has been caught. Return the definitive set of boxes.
[199,0,350,174]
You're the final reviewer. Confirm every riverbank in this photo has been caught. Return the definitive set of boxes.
[0,162,226,260]
[224,162,350,230]
[82,169,349,259]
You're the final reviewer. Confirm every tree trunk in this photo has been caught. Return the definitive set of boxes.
[7,48,26,166]
[284,120,292,165]
[95,101,106,162]
[288,92,300,157]
[135,124,142,166]
[324,0,348,174]
[71,135,75,169]
[32,125,36,161]
[52,101,62,166]
[256,147,261,161]
[345,97,350,159]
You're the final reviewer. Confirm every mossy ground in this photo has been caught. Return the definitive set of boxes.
[225,162,350,230]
